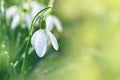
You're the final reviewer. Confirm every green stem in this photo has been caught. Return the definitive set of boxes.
[48,0,55,7]
[21,37,30,74]
[46,0,54,16]
[0,0,6,36]
[21,7,51,79]
[0,8,1,38]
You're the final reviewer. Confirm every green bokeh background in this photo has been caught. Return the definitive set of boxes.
[3,0,120,80]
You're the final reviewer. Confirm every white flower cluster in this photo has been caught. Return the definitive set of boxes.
[6,1,44,29]
[7,1,63,57]
[6,1,62,32]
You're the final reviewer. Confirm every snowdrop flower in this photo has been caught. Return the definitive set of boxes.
[11,13,21,29]
[6,5,21,29]
[6,5,27,29]
[6,1,45,29]
[30,1,45,18]
[6,1,63,31]
[31,29,59,57]
[24,1,45,27]
[46,15,63,32]
[6,6,18,19]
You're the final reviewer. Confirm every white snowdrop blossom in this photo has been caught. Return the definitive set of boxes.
[11,14,20,29]
[31,29,59,57]
[6,6,20,29]
[6,1,45,29]
[6,6,18,19]
[46,15,63,32]
[6,1,62,31]
[25,1,45,27]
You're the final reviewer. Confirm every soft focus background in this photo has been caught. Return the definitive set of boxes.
[4,0,120,80]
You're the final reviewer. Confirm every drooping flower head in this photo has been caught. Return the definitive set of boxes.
[31,19,59,57]
[46,15,63,32]
[6,1,45,29]
[6,1,63,32]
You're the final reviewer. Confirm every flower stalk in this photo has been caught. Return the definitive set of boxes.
[21,7,51,76]
[21,0,54,79]
[48,0,54,7]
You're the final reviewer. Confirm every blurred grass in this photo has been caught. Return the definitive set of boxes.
[3,0,120,80]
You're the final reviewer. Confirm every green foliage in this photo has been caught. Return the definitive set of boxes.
[1,0,120,80]
[0,44,10,80]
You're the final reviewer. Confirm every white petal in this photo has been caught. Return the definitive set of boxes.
[30,1,45,18]
[46,30,59,50]
[30,1,45,26]
[35,30,47,57]
[25,14,32,29]
[31,30,41,47]
[46,15,54,31]
[53,16,63,32]
[11,14,20,29]
[23,3,29,10]
[6,6,18,19]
